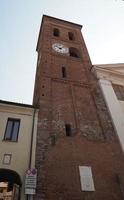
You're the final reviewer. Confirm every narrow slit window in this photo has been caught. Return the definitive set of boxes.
[62,67,66,78]
[65,124,72,136]
[53,28,59,37]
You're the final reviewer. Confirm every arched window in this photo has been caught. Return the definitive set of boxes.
[53,28,59,37]
[68,32,75,40]
[69,47,80,58]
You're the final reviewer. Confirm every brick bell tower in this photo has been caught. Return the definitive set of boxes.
[33,15,124,200]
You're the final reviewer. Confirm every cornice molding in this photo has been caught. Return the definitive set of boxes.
[92,64,124,86]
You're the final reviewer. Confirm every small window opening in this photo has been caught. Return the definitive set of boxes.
[62,67,66,78]
[50,134,56,146]
[69,47,80,58]
[53,28,59,37]
[65,124,72,136]
[68,32,74,40]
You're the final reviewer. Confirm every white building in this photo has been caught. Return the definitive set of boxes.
[92,63,124,152]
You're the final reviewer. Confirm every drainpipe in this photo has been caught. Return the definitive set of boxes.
[29,108,37,168]
[27,108,37,200]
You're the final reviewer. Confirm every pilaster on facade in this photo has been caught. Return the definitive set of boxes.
[99,78,124,152]
[92,64,124,152]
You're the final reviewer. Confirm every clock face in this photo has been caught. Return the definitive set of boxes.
[52,43,69,54]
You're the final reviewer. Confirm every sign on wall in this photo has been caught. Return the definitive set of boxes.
[25,168,37,195]
[79,166,95,191]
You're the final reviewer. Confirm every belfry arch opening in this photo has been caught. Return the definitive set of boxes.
[53,28,60,37]
[68,32,75,41]
[0,169,21,200]
[69,47,80,58]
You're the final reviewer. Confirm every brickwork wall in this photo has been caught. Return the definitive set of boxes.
[34,16,124,200]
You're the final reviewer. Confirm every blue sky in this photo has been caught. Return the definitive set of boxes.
[0,0,124,104]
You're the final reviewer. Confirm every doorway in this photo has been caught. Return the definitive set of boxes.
[0,169,21,200]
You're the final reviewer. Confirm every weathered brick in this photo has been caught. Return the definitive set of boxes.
[34,15,124,200]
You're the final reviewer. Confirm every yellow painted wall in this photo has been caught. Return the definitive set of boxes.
[0,103,38,200]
